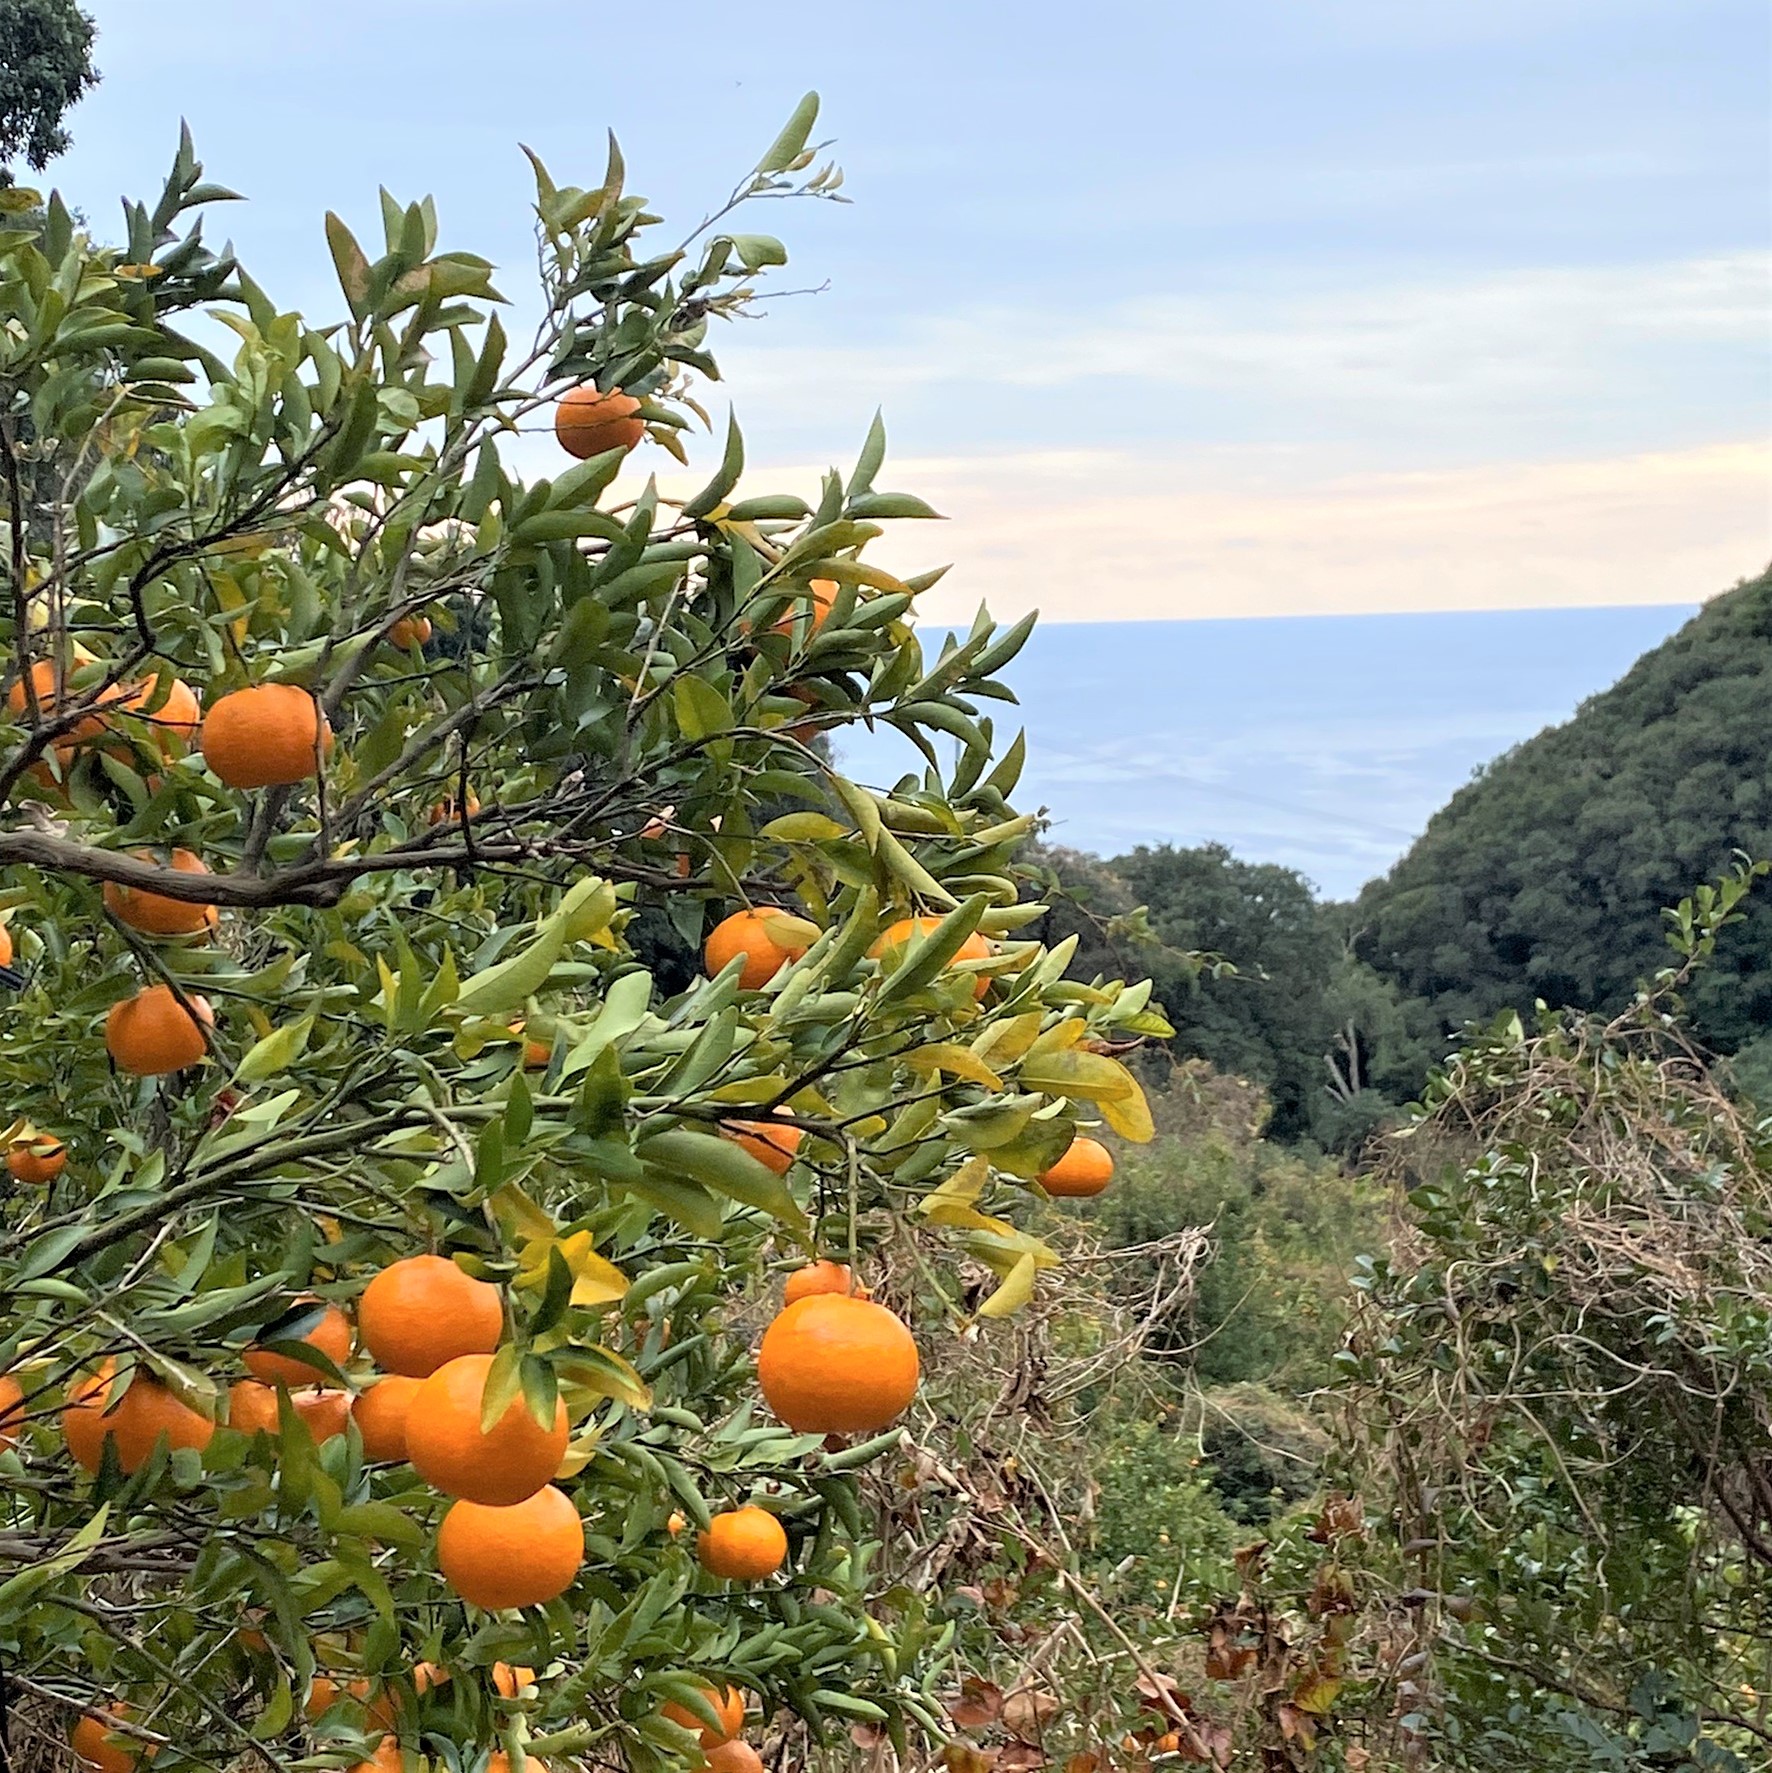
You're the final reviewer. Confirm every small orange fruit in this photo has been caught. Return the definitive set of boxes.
[7,1134,66,1184]
[870,916,992,1000]
[436,1483,585,1609]
[62,1362,214,1473]
[428,791,480,825]
[389,614,433,650]
[103,850,219,937]
[226,1379,281,1436]
[697,1506,788,1581]
[782,1260,864,1306]
[758,1294,919,1436]
[704,1743,764,1773]
[0,1371,25,1449]
[353,1374,422,1462]
[770,577,837,638]
[304,1675,373,1720]
[487,1755,546,1773]
[704,907,813,990]
[722,1118,802,1175]
[660,1686,746,1748]
[491,1661,536,1697]
[105,984,213,1075]
[358,1254,504,1377]
[666,1510,687,1537]
[70,1708,138,1773]
[406,1352,569,1506]
[200,683,332,788]
[554,385,645,459]
[123,673,202,753]
[347,1739,403,1773]
[245,1299,353,1387]
[1037,1136,1114,1199]
[0,923,12,966]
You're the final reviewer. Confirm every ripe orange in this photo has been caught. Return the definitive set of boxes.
[428,791,480,825]
[245,1299,353,1387]
[353,1374,422,1461]
[722,1118,802,1175]
[389,614,433,650]
[554,385,645,459]
[492,1661,536,1696]
[227,1379,280,1436]
[70,1708,138,1773]
[123,673,202,753]
[0,1371,24,1448]
[1038,1136,1114,1198]
[10,656,130,751]
[406,1352,569,1506]
[7,1134,66,1184]
[770,577,838,638]
[704,907,813,990]
[347,1739,403,1773]
[704,1743,764,1773]
[358,1254,504,1377]
[782,1260,865,1306]
[292,1387,352,1444]
[105,984,213,1075]
[200,683,332,788]
[436,1483,585,1609]
[660,1686,746,1747]
[870,916,992,1000]
[697,1506,788,1581]
[305,1675,373,1720]
[62,1362,214,1473]
[0,923,12,966]
[103,849,219,937]
[757,1294,920,1435]
[487,1755,546,1773]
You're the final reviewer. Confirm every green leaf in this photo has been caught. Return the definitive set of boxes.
[324,213,371,318]
[455,922,569,1018]
[683,411,743,519]
[479,1343,524,1434]
[637,1128,809,1238]
[233,1015,315,1085]
[756,92,820,174]
[520,1352,559,1433]
[671,674,733,742]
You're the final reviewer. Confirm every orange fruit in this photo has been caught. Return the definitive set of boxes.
[770,577,837,638]
[121,673,202,754]
[1038,1135,1114,1198]
[667,1510,687,1537]
[406,1352,569,1506]
[347,1739,403,1773]
[523,1038,551,1069]
[436,1483,584,1609]
[226,1379,281,1436]
[0,923,12,966]
[722,1118,802,1175]
[704,907,813,990]
[200,683,332,788]
[358,1254,504,1377]
[353,1374,422,1461]
[304,1675,373,1720]
[389,614,432,650]
[103,850,219,937]
[105,984,213,1074]
[245,1299,353,1387]
[7,1134,67,1184]
[696,1506,788,1581]
[870,916,992,1000]
[782,1260,865,1306]
[704,1744,764,1773]
[554,386,644,459]
[428,791,480,825]
[10,656,131,751]
[492,1661,536,1696]
[0,1371,25,1448]
[660,1686,746,1748]
[487,1756,545,1773]
[62,1362,214,1473]
[757,1294,919,1435]
[70,1708,138,1773]
[292,1387,352,1444]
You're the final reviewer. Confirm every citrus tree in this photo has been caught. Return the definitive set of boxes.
[0,99,1174,1773]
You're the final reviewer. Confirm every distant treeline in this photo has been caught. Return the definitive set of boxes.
[1037,565,1772,1145]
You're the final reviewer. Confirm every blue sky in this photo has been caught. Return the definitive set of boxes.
[46,0,1770,623]
[33,4,1772,888]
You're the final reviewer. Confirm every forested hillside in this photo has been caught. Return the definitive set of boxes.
[1356,566,1772,1060]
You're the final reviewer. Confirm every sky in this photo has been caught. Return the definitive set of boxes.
[31,3,1772,891]
[45,0,1771,628]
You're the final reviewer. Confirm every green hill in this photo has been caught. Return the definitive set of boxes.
[1355,566,1772,1059]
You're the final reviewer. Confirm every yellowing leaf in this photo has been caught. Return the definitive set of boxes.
[972,1012,1044,1069]
[556,1344,651,1413]
[514,1229,630,1309]
[908,1043,1003,1090]
[977,1252,1039,1319]
[491,1181,556,1247]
